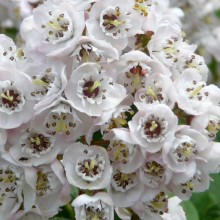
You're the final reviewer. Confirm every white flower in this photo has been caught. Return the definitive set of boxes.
[129,103,178,153]
[109,50,171,96]
[135,73,176,108]
[172,53,209,81]
[94,97,134,135]
[72,192,114,220]
[0,157,25,220]
[108,164,144,207]
[170,170,210,200]
[20,0,85,56]
[32,98,91,148]
[161,196,186,220]
[86,0,144,51]
[0,64,34,129]
[65,63,127,116]
[191,106,220,140]
[104,128,144,173]
[148,22,196,66]
[63,143,112,190]
[163,126,210,183]
[139,153,172,188]
[134,191,169,219]
[174,69,220,115]
[71,36,119,67]
[0,35,29,70]
[9,127,59,166]
[24,161,70,218]
[24,60,67,111]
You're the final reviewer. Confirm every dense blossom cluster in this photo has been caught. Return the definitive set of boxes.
[0,0,219,219]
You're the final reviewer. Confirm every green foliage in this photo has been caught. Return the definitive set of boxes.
[182,200,199,220]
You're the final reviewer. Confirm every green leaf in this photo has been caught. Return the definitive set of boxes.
[214,131,220,142]
[215,9,220,18]
[210,174,220,203]
[71,185,79,199]
[191,191,217,218]
[181,200,199,220]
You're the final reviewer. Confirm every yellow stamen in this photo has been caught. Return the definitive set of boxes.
[84,159,97,171]
[133,73,141,85]
[150,121,158,132]
[89,81,101,93]
[55,113,68,133]
[190,84,203,97]
[30,137,41,145]
[133,4,148,16]
[110,19,125,27]
[113,117,127,127]
[1,90,13,102]
[47,20,64,31]
[33,79,49,86]
[146,87,157,99]
[17,49,24,59]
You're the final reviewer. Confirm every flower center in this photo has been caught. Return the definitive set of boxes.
[100,6,130,38]
[133,0,151,17]
[143,161,164,178]
[45,108,76,136]
[31,68,55,98]
[112,169,137,192]
[0,81,25,113]
[84,201,109,220]
[36,171,50,196]
[141,86,164,104]
[185,80,207,101]
[0,167,20,208]
[144,192,168,215]
[206,119,220,139]
[108,140,130,163]
[41,10,73,43]
[140,114,168,142]
[21,130,54,156]
[83,81,101,98]
[76,154,105,182]
[174,140,197,162]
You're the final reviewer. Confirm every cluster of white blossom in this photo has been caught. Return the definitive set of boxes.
[0,0,220,220]
[171,0,220,64]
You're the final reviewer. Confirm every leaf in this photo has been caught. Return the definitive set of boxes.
[181,200,199,220]
[71,185,79,199]
[191,191,217,217]
[210,174,220,203]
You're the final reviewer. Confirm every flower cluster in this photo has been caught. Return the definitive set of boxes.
[0,0,219,220]
[171,0,220,64]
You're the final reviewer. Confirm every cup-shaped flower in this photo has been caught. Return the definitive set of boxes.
[72,192,114,220]
[174,69,220,115]
[129,103,178,153]
[20,0,85,56]
[0,158,25,220]
[24,160,70,218]
[86,0,144,51]
[63,143,112,190]
[0,64,34,129]
[9,127,59,166]
[65,63,127,116]
[107,164,144,207]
